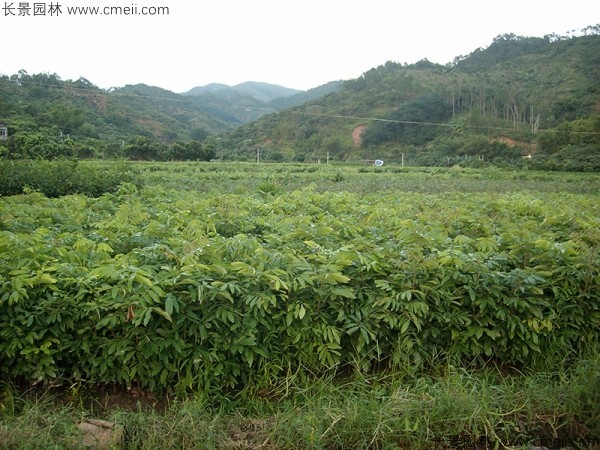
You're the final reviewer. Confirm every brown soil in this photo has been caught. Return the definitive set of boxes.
[352,125,365,147]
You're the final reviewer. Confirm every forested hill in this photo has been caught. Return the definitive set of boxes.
[185,81,301,102]
[0,74,335,159]
[217,30,600,170]
[0,75,231,158]
[1,28,599,169]
[181,81,343,125]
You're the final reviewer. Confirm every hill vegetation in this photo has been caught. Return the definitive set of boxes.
[217,29,600,170]
[184,81,301,102]
[182,80,342,125]
[0,74,228,159]
[0,75,330,160]
[0,27,599,169]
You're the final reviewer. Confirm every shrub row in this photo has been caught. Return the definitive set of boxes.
[0,160,141,197]
[0,187,598,393]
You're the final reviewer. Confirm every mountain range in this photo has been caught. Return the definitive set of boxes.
[0,26,598,169]
[181,80,343,125]
[184,81,301,102]
[0,75,330,150]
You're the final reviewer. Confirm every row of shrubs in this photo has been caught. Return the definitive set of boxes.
[0,187,598,394]
[0,160,142,197]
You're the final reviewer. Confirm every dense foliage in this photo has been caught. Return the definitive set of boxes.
[360,93,454,146]
[216,32,600,168]
[1,164,598,396]
[0,73,226,158]
[2,356,599,448]
[0,159,141,197]
[0,75,337,161]
[1,30,599,167]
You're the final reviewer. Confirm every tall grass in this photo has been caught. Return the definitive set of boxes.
[1,349,598,449]
[134,161,600,195]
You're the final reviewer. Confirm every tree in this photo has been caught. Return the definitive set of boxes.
[169,141,215,161]
[45,104,86,135]
[362,94,453,147]
[9,128,75,159]
[538,115,600,154]
[125,136,166,160]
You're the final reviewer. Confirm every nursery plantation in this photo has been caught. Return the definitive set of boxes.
[0,161,599,449]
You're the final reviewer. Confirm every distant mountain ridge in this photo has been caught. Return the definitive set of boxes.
[1,26,598,169]
[269,80,344,110]
[184,81,301,102]
[182,80,342,125]
[184,83,230,95]
[0,75,342,155]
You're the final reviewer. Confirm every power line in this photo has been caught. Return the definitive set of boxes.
[291,110,456,128]
[290,110,600,135]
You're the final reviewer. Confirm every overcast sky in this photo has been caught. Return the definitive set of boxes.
[0,0,597,93]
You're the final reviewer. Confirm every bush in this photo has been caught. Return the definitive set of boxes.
[526,144,600,172]
[0,188,597,395]
[0,160,142,197]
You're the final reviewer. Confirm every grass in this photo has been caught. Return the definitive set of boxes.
[103,160,600,195]
[1,350,598,449]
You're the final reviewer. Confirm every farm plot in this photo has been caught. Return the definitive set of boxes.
[1,166,598,394]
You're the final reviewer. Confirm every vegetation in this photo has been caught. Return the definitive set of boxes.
[184,81,301,102]
[1,354,599,449]
[216,31,600,169]
[0,159,142,197]
[0,162,598,447]
[0,75,337,160]
[1,29,599,168]
[0,73,228,156]
[1,24,599,450]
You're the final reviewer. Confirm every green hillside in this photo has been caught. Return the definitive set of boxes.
[184,81,301,102]
[216,31,600,170]
[0,74,230,158]
[186,89,270,126]
[0,75,335,159]
[1,29,599,169]
[183,81,342,125]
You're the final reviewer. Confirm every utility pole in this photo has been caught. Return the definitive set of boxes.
[257,148,260,163]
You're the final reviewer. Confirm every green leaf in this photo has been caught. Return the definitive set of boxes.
[97,243,114,253]
[324,272,351,284]
[151,307,172,323]
[165,296,174,316]
[400,319,410,334]
[143,309,152,326]
[332,287,356,299]
[134,273,154,287]
[37,273,57,284]
[466,286,476,301]
[297,304,306,320]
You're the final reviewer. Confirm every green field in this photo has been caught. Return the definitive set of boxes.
[1,162,599,449]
